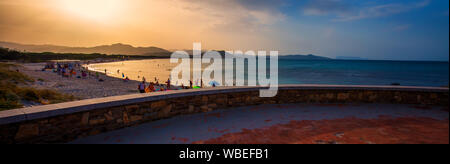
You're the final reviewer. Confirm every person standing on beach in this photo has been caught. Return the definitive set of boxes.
[166,78,171,89]
[189,80,193,89]
[138,81,146,93]
[82,71,87,79]
[69,69,73,78]
[62,68,66,77]
[201,79,204,88]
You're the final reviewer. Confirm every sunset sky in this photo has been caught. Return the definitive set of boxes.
[0,0,448,61]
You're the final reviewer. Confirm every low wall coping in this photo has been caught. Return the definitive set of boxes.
[0,84,448,125]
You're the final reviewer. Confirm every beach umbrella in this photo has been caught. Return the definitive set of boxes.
[209,81,220,87]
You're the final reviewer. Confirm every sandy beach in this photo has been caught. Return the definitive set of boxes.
[15,59,202,103]
[18,62,146,100]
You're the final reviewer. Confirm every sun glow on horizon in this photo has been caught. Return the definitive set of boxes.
[58,0,124,22]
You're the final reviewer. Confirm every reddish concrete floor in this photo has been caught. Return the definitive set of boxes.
[193,116,449,144]
[71,104,449,144]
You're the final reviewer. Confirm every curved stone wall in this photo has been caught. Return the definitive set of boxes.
[0,85,448,143]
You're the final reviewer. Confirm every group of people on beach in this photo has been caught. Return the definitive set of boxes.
[114,69,176,93]
[47,63,79,78]
[44,62,216,95]
[137,78,174,93]
[137,77,212,94]
[44,62,104,81]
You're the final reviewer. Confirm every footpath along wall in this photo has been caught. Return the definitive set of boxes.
[0,85,448,144]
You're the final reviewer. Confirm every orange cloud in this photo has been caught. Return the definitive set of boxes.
[0,0,285,51]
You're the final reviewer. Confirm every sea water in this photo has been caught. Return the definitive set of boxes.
[277,59,448,87]
[89,59,449,87]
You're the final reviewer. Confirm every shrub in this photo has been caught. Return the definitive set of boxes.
[0,86,22,111]
[0,100,22,111]
[0,63,34,83]
[18,88,40,102]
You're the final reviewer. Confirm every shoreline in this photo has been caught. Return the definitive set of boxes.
[85,59,178,84]
[17,59,183,104]
[18,61,144,101]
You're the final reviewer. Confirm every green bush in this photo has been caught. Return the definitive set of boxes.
[0,86,22,111]
[18,88,40,102]
[3,90,20,102]
[17,88,76,104]
[36,89,76,104]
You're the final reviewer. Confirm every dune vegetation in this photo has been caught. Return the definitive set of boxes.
[0,63,76,111]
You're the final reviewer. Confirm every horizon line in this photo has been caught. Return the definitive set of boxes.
[1,40,448,62]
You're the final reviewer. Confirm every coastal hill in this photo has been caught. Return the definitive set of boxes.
[0,41,171,56]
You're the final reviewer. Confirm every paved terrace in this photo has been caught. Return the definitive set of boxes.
[72,103,449,144]
[0,85,448,144]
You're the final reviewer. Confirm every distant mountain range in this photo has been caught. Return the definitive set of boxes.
[1,41,337,60]
[0,41,171,56]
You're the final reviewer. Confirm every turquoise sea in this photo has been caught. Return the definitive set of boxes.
[278,59,449,87]
[90,59,449,87]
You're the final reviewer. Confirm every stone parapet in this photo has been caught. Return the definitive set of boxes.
[0,85,448,143]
